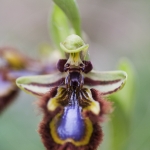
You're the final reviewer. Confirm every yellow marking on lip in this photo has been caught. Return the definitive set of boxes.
[82,88,100,115]
[47,87,68,111]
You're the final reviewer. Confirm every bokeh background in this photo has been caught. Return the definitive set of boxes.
[0,0,150,150]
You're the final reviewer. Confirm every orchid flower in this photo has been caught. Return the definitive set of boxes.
[0,47,57,113]
[16,34,127,150]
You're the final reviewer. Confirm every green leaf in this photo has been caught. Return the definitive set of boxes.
[109,58,136,150]
[50,4,71,52]
[109,100,130,150]
[53,0,81,36]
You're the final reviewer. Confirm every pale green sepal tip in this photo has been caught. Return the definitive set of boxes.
[16,76,30,85]
[16,78,28,94]
[115,70,127,92]
[115,70,128,89]
[16,76,46,96]
[16,77,23,88]
[16,77,29,91]
[110,70,127,82]
[60,42,89,53]
[118,70,128,80]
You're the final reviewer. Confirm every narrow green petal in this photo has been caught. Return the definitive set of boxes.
[16,72,66,97]
[84,70,127,95]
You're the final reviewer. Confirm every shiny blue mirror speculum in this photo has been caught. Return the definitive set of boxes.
[16,34,127,150]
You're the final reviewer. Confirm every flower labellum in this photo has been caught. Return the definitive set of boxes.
[16,34,127,150]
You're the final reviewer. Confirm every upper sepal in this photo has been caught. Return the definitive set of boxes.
[16,72,66,97]
[84,70,127,95]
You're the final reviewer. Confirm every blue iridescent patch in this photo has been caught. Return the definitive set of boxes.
[57,93,85,141]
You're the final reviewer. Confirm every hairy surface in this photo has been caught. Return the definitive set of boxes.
[37,87,110,150]
[91,88,113,120]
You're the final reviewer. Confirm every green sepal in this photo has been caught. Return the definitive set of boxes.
[16,72,66,97]
[84,70,127,95]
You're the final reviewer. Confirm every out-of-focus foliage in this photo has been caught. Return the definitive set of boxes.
[50,0,81,53]
[109,58,136,150]
[53,0,81,36]
[50,4,70,52]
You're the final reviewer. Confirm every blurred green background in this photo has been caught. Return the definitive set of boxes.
[0,0,150,150]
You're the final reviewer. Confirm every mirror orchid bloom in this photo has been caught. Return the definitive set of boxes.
[16,34,127,150]
[0,47,56,113]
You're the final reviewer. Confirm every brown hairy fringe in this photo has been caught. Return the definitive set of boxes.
[38,108,62,150]
[38,87,103,150]
[38,87,62,150]
[37,87,58,114]
[90,88,113,121]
